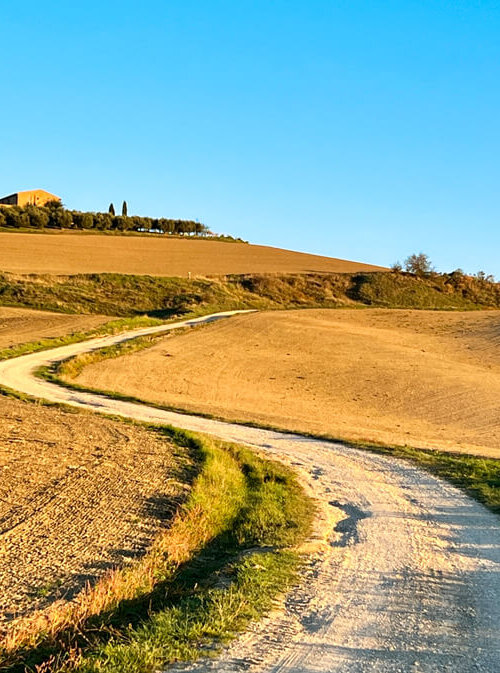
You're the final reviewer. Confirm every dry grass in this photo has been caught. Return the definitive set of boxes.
[2,270,496,324]
[74,308,500,458]
[0,233,386,277]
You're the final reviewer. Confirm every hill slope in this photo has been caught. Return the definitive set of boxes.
[0,232,386,276]
[73,308,500,458]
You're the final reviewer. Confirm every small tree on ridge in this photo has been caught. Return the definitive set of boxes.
[404,252,433,276]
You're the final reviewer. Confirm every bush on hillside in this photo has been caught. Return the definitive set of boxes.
[354,271,500,309]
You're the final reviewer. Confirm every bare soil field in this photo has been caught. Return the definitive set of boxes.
[0,308,192,630]
[0,233,386,277]
[0,306,110,350]
[75,309,500,458]
[0,396,190,631]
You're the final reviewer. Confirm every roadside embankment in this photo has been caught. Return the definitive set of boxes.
[0,269,499,318]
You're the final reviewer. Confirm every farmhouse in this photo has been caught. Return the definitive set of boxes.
[0,189,60,207]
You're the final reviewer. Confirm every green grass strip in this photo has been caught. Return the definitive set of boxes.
[2,432,312,673]
[71,443,311,673]
[75,551,298,673]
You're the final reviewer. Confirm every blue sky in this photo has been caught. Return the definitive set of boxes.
[1,1,499,276]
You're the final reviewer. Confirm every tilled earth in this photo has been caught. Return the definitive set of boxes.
[0,306,110,350]
[0,397,192,630]
[75,309,500,457]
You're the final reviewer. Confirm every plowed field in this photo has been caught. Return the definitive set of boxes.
[0,397,190,630]
[0,306,110,350]
[75,309,500,457]
[0,308,190,630]
[0,233,386,276]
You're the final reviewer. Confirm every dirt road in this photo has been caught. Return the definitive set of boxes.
[1,311,499,672]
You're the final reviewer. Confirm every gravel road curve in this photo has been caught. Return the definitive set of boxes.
[0,310,499,672]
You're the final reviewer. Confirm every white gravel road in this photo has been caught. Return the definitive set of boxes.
[1,311,499,672]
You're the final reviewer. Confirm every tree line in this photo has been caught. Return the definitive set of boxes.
[0,200,210,235]
[392,252,495,283]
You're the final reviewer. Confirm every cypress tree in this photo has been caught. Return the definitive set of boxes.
[122,200,128,217]
[109,203,115,216]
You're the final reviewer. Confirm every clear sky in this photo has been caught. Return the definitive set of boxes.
[1,1,499,276]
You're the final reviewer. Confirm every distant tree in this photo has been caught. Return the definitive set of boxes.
[391,261,403,273]
[404,252,433,276]
[109,203,115,216]
[81,212,94,229]
[98,212,113,230]
[122,201,128,217]
[44,199,63,211]
[3,206,22,227]
[112,215,132,231]
[24,204,49,229]
[44,200,72,228]
[476,270,495,283]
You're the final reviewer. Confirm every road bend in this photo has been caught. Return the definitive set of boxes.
[0,311,499,673]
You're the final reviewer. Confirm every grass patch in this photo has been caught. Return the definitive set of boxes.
[74,550,298,673]
[350,272,500,309]
[1,429,313,673]
[47,334,173,381]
